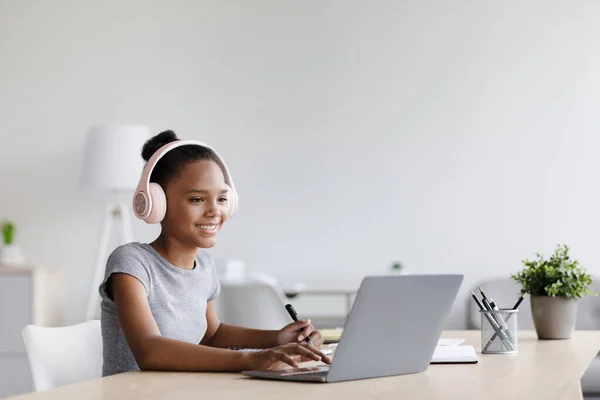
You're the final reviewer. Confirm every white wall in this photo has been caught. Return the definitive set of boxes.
[1,0,600,328]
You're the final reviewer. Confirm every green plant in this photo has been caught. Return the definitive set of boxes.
[391,261,404,272]
[1,221,15,245]
[511,244,595,298]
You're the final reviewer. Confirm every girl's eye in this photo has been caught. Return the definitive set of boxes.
[219,197,228,203]
[190,197,204,203]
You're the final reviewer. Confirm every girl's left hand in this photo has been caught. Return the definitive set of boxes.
[276,319,324,347]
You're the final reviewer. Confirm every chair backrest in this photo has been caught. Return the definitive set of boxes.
[571,278,600,330]
[468,277,600,331]
[22,320,102,391]
[216,280,292,330]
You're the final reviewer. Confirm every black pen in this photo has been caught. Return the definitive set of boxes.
[512,296,524,310]
[481,296,493,311]
[481,286,512,333]
[285,304,314,346]
[478,286,489,302]
[479,287,510,330]
[498,295,525,325]
[469,290,485,311]
[489,295,523,333]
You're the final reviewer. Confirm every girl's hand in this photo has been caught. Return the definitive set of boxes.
[276,319,324,347]
[248,343,332,371]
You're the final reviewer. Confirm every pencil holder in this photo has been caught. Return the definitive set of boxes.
[480,309,518,354]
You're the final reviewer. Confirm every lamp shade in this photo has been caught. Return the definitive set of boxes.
[80,124,151,191]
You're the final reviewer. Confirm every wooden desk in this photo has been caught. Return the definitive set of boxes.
[8,330,600,400]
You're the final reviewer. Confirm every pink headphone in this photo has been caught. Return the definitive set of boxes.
[132,139,238,224]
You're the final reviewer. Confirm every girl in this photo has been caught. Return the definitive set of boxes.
[99,130,330,376]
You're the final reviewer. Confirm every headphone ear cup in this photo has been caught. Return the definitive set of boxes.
[145,182,167,224]
[227,185,238,217]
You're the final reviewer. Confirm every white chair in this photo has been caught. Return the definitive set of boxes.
[21,320,102,391]
[216,277,293,330]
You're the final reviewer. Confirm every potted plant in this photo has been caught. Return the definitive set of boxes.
[0,220,25,266]
[511,244,595,339]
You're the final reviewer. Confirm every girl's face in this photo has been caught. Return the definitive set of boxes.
[162,159,230,248]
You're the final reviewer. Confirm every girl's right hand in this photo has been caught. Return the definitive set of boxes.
[248,343,332,371]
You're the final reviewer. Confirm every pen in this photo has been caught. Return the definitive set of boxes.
[480,286,513,333]
[502,295,524,325]
[489,298,510,330]
[511,296,524,310]
[479,287,510,330]
[285,304,314,346]
[484,295,524,350]
[479,288,515,350]
[469,289,485,311]
[470,290,507,337]
[478,286,489,301]
[470,290,514,351]
[489,297,516,344]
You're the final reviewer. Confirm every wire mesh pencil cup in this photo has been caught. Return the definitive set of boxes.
[480,309,518,354]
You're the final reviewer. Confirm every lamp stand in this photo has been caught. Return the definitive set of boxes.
[85,203,133,321]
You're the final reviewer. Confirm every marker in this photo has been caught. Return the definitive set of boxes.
[285,304,313,346]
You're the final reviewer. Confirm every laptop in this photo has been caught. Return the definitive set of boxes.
[242,274,463,383]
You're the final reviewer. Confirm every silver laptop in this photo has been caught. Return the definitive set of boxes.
[242,274,463,383]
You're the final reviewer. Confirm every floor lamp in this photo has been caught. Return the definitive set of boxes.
[80,124,151,321]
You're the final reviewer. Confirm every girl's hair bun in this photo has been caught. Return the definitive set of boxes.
[142,130,179,161]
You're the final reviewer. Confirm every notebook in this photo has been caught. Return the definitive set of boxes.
[321,329,343,343]
[430,345,478,364]
[234,345,473,363]
[322,329,467,348]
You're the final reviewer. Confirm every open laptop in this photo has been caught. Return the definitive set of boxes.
[242,274,463,383]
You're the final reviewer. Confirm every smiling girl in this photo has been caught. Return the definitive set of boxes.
[99,130,330,376]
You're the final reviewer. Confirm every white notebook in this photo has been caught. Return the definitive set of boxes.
[431,345,478,364]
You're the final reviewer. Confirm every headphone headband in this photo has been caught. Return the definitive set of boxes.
[132,139,237,221]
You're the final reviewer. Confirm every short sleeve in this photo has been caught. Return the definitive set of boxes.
[207,258,221,302]
[98,244,152,301]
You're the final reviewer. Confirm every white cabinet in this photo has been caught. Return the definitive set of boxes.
[0,356,33,398]
[0,275,31,353]
[0,266,62,397]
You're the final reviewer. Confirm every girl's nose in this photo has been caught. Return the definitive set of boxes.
[204,201,220,217]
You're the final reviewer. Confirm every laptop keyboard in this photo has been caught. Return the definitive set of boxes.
[279,366,330,376]
[233,348,333,355]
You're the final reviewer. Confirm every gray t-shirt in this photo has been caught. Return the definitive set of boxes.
[99,242,221,377]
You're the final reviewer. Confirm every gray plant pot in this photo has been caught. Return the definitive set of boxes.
[530,295,578,339]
